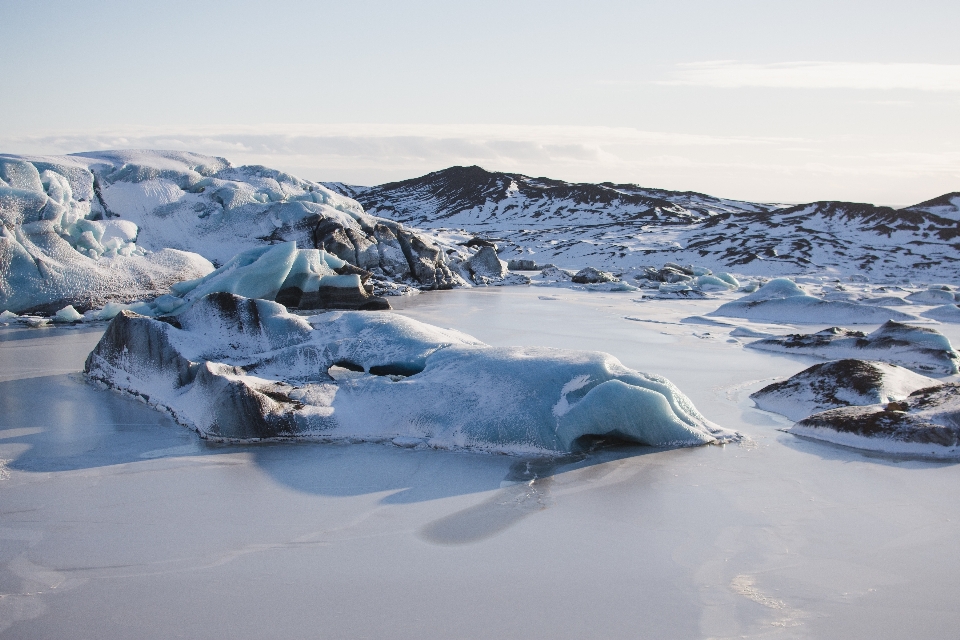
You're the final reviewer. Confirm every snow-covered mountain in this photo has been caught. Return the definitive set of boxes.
[325,166,960,280]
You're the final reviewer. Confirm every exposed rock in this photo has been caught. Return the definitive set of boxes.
[507,259,540,270]
[572,267,616,284]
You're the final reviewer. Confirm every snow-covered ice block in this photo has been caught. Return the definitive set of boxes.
[743,321,958,374]
[789,383,960,458]
[84,293,734,453]
[710,278,917,325]
[921,304,960,323]
[751,359,940,421]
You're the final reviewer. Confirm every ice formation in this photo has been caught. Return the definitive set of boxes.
[921,304,960,323]
[0,155,213,313]
[84,293,733,453]
[751,359,940,421]
[709,278,917,324]
[0,151,472,314]
[743,321,959,375]
[790,383,960,458]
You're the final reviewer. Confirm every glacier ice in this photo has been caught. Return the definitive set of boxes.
[84,293,734,453]
[710,278,918,324]
[789,382,960,458]
[0,150,470,314]
[751,359,940,421]
[743,320,959,375]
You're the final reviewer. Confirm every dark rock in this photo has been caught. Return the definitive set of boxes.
[572,267,616,284]
[507,259,539,271]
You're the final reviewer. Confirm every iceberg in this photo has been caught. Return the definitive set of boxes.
[709,278,918,325]
[789,383,960,458]
[84,293,734,453]
[751,359,940,421]
[0,151,470,314]
[743,320,959,375]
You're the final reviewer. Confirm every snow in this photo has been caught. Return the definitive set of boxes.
[744,320,959,374]
[709,278,918,325]
[750,359,940,421]
[922,304,960,323]
[84,293,734,453]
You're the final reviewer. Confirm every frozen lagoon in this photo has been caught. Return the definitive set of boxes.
[2,286,960,639]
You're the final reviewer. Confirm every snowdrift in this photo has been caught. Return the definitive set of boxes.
[744,320,959,375]
[84,293,734,454]
[751,359,939,421]
[710,278,917,325]
[790,383,960,458]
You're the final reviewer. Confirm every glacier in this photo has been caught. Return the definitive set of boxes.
[83,292,734,454]
[0,150,472,314]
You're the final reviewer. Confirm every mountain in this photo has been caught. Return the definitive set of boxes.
[324,167,960,280]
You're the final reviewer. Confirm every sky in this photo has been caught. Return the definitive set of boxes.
[1,0,958,205]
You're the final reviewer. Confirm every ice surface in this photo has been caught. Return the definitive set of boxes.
[751,359,940,421]
[710,278,918,325]
[6,286,960,639]
[84,293,733,452]
[744,320,959,374]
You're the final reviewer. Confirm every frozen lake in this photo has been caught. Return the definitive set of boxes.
[2,286,959,639]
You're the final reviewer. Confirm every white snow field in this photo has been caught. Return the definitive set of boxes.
[3,286,960,639]
[84,292,732,452]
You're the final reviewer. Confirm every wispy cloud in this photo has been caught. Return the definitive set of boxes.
[666,61,960,92]
[1,123,957,205]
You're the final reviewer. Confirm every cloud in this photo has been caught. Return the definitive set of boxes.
[1,123,957,205]
[666,61,960,92]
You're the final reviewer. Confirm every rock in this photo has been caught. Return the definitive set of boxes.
[572,267,616,284]
[750,359,940,421]
[467,246,508,280]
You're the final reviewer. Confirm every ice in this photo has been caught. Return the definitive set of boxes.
[751,359,940,421]
[905,288,956,305]
[922,304,960,323]
[710,278,918,324]
[790,382,960,458]
[84,293,734,453]
[0,310,17,321]
[53,305,83,323]
[743,320,959,374]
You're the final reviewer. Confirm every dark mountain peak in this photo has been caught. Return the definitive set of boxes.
[904,192,960,212]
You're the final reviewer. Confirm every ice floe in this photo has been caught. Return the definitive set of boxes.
[84,293,734,453]
[751,359,940,421]
[743,320,959,374]
[709,278,917,324]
